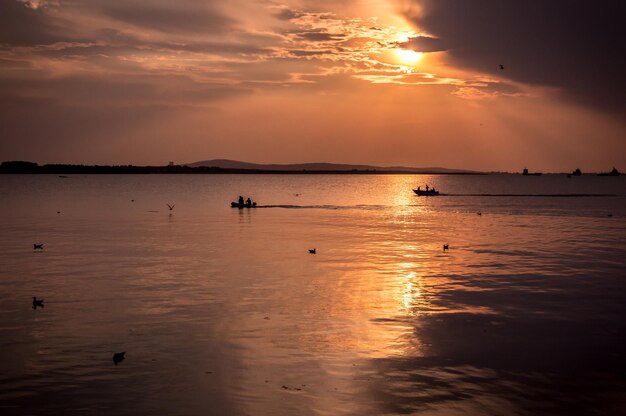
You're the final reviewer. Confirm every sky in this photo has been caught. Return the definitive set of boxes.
[0,0,624,171]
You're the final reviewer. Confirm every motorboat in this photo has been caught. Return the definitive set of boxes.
[413,189,440,196]
[231,201,257,208]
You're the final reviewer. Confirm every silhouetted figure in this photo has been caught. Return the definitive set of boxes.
[166,204,175,211]
[33,243,43,250]
[425,184,429,191]
[246,198,252,207]
[32,297,44,309]
[309,249,316,254]
[238,196,244,205]
[499,64,504,70]
[417,186,421,191]
[113,352,126,365]
[443,244,449,252]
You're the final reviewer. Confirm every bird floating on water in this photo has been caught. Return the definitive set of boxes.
[32,297,44,309]
[113,352,126,365]
[33,243,44,250]
[443,244,449,252]
[308,249,316,254]
[166,204,175,211]
[477,212,482,216]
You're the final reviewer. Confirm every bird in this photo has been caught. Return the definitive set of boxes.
[166,204,175,211]
[308,249,316,254]
[607,214,613,217]
[32,297,44,309]
[57,211,61,214]
[113,352,126,365]
[477,212,482,216]
[33,243,44,250]
[499,64,504,70]
[443,244,449,252]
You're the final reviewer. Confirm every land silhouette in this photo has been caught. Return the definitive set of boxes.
[0,160,482,175]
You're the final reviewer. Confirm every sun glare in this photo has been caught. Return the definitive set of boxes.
[395,49,423,66]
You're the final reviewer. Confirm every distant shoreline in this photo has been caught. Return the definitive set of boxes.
[0,161,486,175]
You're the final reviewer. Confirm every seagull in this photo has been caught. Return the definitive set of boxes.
[32,297,44,308]
[33,243,44,250]
[166,204,175,211]
[113,352,126,365]
[443,244,449,252]
[308,249,316,254]
[499,64,504,70]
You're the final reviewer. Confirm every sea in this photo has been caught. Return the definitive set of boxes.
[0,173,625,415]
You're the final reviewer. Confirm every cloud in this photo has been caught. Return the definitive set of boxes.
[400,36,445,53]
[294,30,345,42]
[95,0,236,35]
[403,0,626,114]
[0,0,66,45]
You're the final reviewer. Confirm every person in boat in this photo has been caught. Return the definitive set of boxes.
[417,186,421,191]
[238,195,244,205]
[245,197,252,207]
[432,187,436,193]
[425,184,429,191]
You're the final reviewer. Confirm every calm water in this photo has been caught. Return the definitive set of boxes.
[1,174,625,415]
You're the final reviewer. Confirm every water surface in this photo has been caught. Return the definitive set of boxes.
[1,174,625,415]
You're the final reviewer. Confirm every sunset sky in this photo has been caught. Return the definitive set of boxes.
[1,0,624,171]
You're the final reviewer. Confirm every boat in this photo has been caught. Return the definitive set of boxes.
[597,167,620,177]
[522,168,542,176]
[413,189,440,196]
[231,202,257,208]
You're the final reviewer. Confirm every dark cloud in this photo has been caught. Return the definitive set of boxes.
[290,49,335,57]
[97,1,235,35]
[405,0,626,114]
[274,8,304,21]
[0,0,65,45]
[294,30,345,42]
[400,36,445,53]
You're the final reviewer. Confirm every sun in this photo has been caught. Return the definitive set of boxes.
[395,49,423,66]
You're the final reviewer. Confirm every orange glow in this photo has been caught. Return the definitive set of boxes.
[395,49,423,66]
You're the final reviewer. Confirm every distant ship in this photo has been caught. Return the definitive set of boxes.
[597,167,620,177]
[522,168,542,176]
[567,168,582,178]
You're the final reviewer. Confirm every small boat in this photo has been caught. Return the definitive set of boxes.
[413,189,440,196]
[231,202,257,208]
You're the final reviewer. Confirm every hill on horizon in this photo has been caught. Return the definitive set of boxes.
[187,159,480,174]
